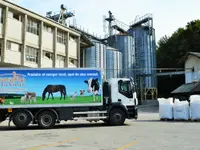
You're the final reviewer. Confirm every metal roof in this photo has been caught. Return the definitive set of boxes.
[178,52,200,65]
[187,52,200,58]
[171,81,200,95]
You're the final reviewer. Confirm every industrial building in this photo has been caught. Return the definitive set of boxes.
[69,11,157,101]
[0,0,92,68]
[108,34,135,78]
[184,52,200,83]
[128,14,157,100]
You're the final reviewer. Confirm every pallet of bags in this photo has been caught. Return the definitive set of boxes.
[158,98,173,120]
[189,95,200,121]
[173,99,190,121]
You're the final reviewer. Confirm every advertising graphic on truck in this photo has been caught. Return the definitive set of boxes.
[0,68,102,106]
[0,68,138,129]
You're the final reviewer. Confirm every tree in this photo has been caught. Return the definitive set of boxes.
[156,20,200,97]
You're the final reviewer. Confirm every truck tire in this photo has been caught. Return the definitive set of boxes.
[109,108,126,126]
[37,111,56,129]
[12,110,32,129]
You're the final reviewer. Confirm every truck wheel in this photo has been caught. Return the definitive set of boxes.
[109,108,126,126]
[37,111,56,129]
[12,110,32,129]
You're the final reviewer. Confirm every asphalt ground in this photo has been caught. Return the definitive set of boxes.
[0,106,199,150]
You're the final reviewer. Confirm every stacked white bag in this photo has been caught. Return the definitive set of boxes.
[173,99,190,120]
[158,98,173,119]
[190,95,200,120]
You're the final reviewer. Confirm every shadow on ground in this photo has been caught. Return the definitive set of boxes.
[0,122,130,131]
[138,105,159,113]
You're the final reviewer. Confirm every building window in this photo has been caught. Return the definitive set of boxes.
[6,41,21,52]
[25,46,38,63]
[69,57,77,66]
[0,40,2,56]
[57,30,66,44]
[0,7,3,24]
[57,55,65,61]
[43,24,53,33]
[13,13,22,21]
[69,35,76,42]
[43,51,53,60]
[18,45,21,52]
[27,18,39,35]
[8,10,22,22]
[6,41,11,50]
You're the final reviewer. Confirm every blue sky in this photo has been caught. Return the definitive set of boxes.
[0,69,102,97]
[8,0,200,43]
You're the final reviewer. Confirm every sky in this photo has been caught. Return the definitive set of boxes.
[8,0,200,44]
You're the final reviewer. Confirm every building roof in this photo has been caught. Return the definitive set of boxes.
[187,52,200,58]
[80,34,94,48]
[179,52,200,65]
[171,81,200,96]
[1,0,80,36]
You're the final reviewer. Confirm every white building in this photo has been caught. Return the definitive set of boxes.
[0,0,92,68]
[184,52,200,83]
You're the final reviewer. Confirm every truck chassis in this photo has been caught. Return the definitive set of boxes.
[0,103,138,129]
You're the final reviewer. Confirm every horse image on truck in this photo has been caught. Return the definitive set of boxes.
[0,68,138,129]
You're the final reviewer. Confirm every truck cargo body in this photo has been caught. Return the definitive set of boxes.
[0,68,138,129]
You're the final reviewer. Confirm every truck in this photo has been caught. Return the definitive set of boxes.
[0,68,138,129]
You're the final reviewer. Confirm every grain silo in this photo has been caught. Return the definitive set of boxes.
[117,51,123,78]
[108,34,135,78]
[106,46,123,79]
[84,39,107,69]
[106,47,114,79]
[128,14,157,92]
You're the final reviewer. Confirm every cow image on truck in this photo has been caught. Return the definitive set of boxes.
[0,68,138,129]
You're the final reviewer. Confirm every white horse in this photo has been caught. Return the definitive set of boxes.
[21,92,37,104]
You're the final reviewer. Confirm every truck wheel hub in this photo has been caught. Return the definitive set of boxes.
[114,113,122,121]
[17,113,27,122]
[41,115,52,125]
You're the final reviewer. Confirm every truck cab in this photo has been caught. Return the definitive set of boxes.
[106,78,138,106]
[102,77,138,125]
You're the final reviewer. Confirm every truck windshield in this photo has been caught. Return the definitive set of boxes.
[119,82,129,92]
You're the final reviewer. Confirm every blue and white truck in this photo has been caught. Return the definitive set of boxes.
[0,68,138,129]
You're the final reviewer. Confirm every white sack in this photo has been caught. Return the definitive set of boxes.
[158,98,173,119]
[173,99,189,120]
[189,95,200,120]
[189,95,200,102]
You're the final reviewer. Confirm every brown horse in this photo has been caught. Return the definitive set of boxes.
[42,85,67,101]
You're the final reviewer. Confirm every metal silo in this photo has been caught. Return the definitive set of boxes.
[128,26,157,89]
[106,47,114,79]
[108,35,135,78]
[84,39,106,69]
[113,50,118,78]
[117,50,123,78]
[105,47,122,79]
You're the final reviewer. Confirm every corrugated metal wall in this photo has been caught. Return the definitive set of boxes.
[108,35,135,78]
[106,47,114,79]
[128,26,157,88]
[84,39,106,69]
[106,47,123,79]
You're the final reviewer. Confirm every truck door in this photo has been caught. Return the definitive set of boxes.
[117,80,135,105]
